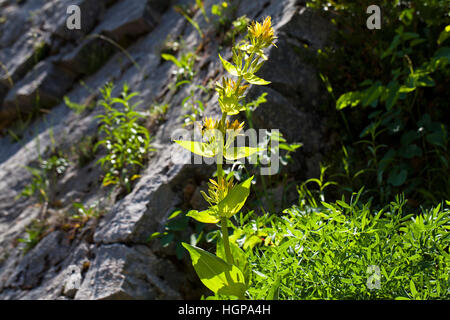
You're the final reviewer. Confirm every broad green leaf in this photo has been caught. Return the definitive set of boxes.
[362,82,384,107]
[182,243,247,298]
[400,144,422,159]
[243,73,271,85]
[224,147,263,160]
[174,140,218,158]
[219,54,240,77]
[388,168,408,187]
[336,91,361,110]
[437,25,450,45]
[187,209,220,224]
[216,237,250,285]
[218,176,253,218]
[385,81,400,109]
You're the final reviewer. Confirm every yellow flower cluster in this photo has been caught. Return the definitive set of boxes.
[226,119,245,132]
[248,16,277,48]
[199,117,244,134]
[201,177,235,206]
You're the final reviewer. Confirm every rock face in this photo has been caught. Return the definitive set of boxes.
[0,0,332,299]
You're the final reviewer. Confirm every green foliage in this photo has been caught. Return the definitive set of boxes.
[174,4,204,38]
[149,103,169,123]
[162,52,197,83]
[21,153,69,204]
[148,209,206,260]
[210,1,248,46]
[71,202,103,221]
[183,242,247,298]
[17,220,47,255]
[64,96,95,115]
[180,84,208,127]
[243,193,449,300]
[95,83,153,192]
[311,0,449,206]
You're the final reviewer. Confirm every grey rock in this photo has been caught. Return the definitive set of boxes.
[2,60,76,122]
[62,265,83,298]
[51,0,106,42]
[4,231,70,290]
[56,0,167,76]
[75,244,182,300]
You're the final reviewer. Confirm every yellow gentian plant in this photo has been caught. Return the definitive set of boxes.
[174,17,277,299]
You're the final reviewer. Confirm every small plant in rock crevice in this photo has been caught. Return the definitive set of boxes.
[162,51,198,84]
[17,220,47,255]
[94,82,154,193]
[20,151,69,219]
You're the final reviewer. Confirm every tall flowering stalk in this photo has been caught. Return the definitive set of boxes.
[175,17,277,299]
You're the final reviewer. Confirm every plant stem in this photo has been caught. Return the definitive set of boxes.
[217,111,234,265]
[221,217,234,265]
[217,112,228,183]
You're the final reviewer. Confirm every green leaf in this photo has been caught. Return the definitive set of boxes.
[362,82,384,107]
[216,237,250,285]
[266,276,280,300]
[385,81,400,109]
[218,176,253,218]
[336,91,361,110]
[174,140,217,158]
[161,54,182,68]
[187,209,220,224]
[388,168,408,187]
[211,4,221,16]
[168,210,183,220]
[400,144,422,159]
[219,54,240,77]
[410,280,418,298]
[147,232,162,242]
[176,8,203,38]
[437,25,450,45]
[224,147,262,160]
[243,73,271,85]
[182,243,247,298]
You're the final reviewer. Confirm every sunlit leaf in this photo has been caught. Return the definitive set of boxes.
[182,243,247,298]
[224,146,262,160]
[187,209,220,224]
[219,54,240,77]
[243,73,271,85]
[218,176,253,218]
